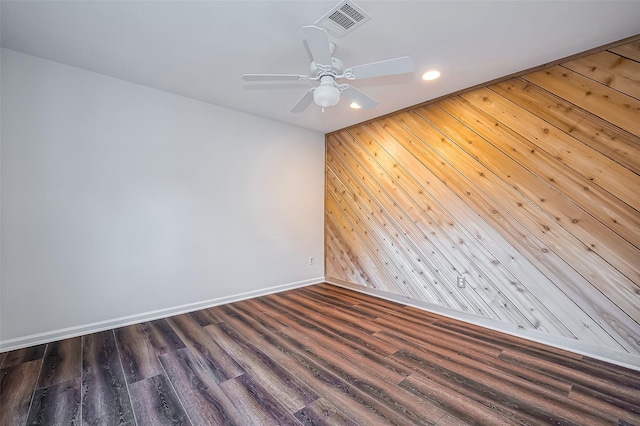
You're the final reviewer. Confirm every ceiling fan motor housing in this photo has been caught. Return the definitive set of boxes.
[310,57,344,78]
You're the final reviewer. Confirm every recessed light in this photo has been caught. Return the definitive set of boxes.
[422,70,441,81]
[350,102,362,109]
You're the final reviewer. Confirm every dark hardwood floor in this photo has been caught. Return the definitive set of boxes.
[1,283,639,425]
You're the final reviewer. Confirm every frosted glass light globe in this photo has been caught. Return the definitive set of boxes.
[313,84,340,107]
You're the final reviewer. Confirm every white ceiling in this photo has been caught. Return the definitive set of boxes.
[2,1,639,133]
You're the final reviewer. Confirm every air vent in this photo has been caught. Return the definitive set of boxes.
[315,1,371,38]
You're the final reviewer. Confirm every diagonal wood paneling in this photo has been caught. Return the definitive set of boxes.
[325,37,640,355]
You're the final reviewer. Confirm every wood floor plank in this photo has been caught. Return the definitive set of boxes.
[373,314,504,358]
[1,343,46,368]
[36,337,81,389]
[433,317,584,359]
[0,359,42,426]
[498,349,640,407]
[129,373,191,426]
[219,373,302,426]
[166,314,245,383]
[159,348,245,425]
[216,304,414,425]
[26,378,81,425]
[278,291,384,335]
[374,329,573,396]
[187,307,224,327]
[568,385,640,424]
[295,286,364,311]
[239,302,411,385]
[140,318,186,354]
[436,413,473,426]
[205,321,320,413]
[393,348,613,425]
[82,330,135,426]
[115,323,164,384]
[226,301,448,424]
[263,294,398,356]
[293,398,359,426]
[399,373,524,426]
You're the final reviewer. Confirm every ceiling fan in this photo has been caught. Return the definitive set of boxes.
[241,25,415,113]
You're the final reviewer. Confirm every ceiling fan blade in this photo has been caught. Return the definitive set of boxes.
[242,74,308,82]
[341,85,378,110]
[291,89,315,113]
[347,56,415,80]
[302,25,332,66]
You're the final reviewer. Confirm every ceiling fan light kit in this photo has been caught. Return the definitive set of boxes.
[314,76,341,107]
[241,24,415,113]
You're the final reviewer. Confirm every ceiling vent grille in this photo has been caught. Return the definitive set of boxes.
[315,1,371,38]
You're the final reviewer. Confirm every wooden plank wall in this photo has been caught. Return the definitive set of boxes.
[325,38,640,355]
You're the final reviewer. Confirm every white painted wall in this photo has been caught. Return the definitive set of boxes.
[0,48,325,347]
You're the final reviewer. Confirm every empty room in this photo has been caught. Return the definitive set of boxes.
[1,1,639,425]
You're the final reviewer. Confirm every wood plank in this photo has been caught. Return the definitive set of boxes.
[364,114,637,350]
[372,315,504,359]
[381,325,622,424]
[140,318,186,355]
[490,78,640,176]
[433,93,640,289]
[396,349,602,425]
[328,140,503,319]
[259,294,399,357]
[205,321,320,413]
[36,337,81,389]
[280,290,384,335]
[399,373,522,425]
[374,329,573,396]
[129,374,191,426]
[216,303,424,425]
[562,51,640,100]
[334,126,569,331]
[26,378,81,425]
[166,314,245,383]
[1,343,46,368]
[115,323,164,384]
[293,398,359,426]
[0,359,42,426]
[497,350,640,406]
[219,373,302,426]
[82,330,135,425]
[429,99,640,323]
[568,385,640,424]
[242,297,411,385]
[326,191,413,297]
[460,86,640,232]
[237,302,450,424]
[326,226,367,285]
[159,348,245,425]
[523,66,640,137]
[188,307,224,327]
[432,316,585,360]
[609,40,640,62]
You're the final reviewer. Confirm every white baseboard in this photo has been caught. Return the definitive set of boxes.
[325,277,640,372]
[0,277,324,353]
